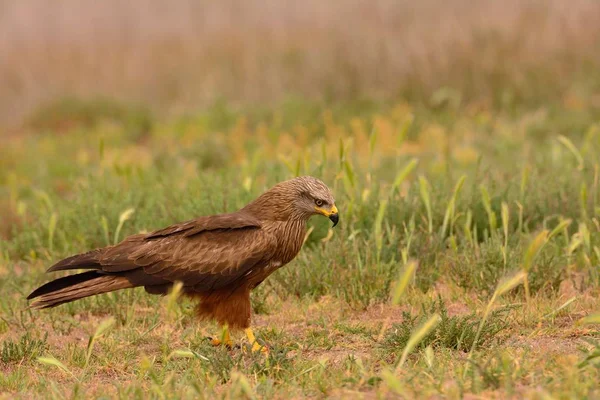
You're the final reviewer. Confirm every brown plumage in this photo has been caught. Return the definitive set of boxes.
[28,176,338,333]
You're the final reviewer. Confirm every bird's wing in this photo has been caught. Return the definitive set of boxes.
[96,212,277,291]
[143,212,262,239]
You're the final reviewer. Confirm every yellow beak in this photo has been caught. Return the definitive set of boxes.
[315,204,339,227]
[315,204,338,216]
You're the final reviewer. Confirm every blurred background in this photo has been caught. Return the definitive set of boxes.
[2,0,600,128]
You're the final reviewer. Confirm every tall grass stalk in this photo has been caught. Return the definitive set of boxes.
[549,219,572,240]
[101,216,110,246]
[114,208,135,245]
[463,271,526,379]
[368,127,377,174]
[389,158,418,197]
[401,216,416,265]
[374,200,389,264]
[464,210,474,250]
[47,213,58,254]
[501,202,509,266]
[480,185,497,238]
[520,166,529,206]
[391,261,417,305]
[166,281,184,319]
[85,317,116,368]
[557,135,584,171]
[37,355,76,380]
[395,314,442,371]
[440,175,466,240]
[419,176,433,235]
[522,230,549,304]
[543,297,577,320]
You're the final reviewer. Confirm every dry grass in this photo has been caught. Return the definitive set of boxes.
[2,0,600,126]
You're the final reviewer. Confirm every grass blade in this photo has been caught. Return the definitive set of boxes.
[391,261,417,305]
[344,159,356,188]
[523,230,548,283]
[557,135,584,170]
[374,200,389,262]
[166,281,184,318]
[37,355,75,378]
[85,316,116,367]
[440,175,466,239]
[577,313,600,325]
[114,207,135,244]
[101,215,110,246]
[480,185,497,237]
[48,212,58,254]
[395,314,441,371]
[390,158,418,197]
[543,297,577,320]
[463,271,525,378]
[419,176,433,235]
[522,230,548,303]
[167,349,209,361]
[548,219,572,240]
[501,202,509,265]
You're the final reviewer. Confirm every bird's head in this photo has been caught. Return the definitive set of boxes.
[247,176,339,227]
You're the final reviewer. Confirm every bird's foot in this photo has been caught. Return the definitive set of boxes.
[250,341,269,354]
[210,337,234,349]
[245,328,269,354]
[209,326,233,349]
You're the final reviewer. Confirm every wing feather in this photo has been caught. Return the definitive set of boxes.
[95,212,276,291]
[144,212,262,239]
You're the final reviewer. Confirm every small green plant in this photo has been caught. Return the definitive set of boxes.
[381,297,514,355]
[1,332,48,364]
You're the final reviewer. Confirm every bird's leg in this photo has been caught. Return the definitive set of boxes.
[211,325,233,348]
[244,328,268,353]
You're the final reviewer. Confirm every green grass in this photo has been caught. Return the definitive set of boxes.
[381,298,515,355]
[1,97,600,398]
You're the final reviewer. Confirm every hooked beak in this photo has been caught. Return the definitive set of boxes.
[315,204,339,227]
[329,212,339,228]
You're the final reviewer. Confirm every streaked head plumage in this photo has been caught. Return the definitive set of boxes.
[247,176,339,225]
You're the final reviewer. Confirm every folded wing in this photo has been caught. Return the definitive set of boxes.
[43,211,277,293]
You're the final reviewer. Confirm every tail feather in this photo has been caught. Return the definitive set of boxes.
[27,271,100,299]
[47,249,103,272]
[27,271,133,309]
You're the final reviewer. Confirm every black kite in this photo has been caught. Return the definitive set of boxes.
[27,176,338,351]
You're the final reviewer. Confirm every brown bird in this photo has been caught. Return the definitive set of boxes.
[27,176,338,351]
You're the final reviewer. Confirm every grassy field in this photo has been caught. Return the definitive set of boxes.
[1,96,600,399]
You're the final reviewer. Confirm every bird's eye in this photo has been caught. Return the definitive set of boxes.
[315,199,324,207]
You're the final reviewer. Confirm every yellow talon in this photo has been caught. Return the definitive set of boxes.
[211,326,233,348]
[245,328,269,354]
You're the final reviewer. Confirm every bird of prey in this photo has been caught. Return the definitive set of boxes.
[27,176,338,352]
